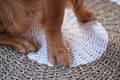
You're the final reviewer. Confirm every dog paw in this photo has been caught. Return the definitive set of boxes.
[78,8,96,22]
[0,36,41,55]
[13,37,40,55]
[48,48,72,67]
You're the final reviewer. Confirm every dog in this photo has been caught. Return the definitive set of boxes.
[0,0,96,67]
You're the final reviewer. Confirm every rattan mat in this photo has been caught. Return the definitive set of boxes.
[0,0,120,79]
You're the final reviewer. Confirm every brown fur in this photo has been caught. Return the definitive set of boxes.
[0,0,96,67]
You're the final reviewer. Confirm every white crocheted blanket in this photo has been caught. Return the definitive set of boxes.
[26,9,108,67]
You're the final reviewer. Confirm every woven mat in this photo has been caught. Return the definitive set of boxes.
[26,8,108,67]
[0,0,120,79]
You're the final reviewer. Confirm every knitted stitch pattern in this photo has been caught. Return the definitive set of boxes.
[25,9,108,67]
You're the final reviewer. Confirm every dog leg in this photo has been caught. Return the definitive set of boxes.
[69,0,96,22]
[0,0,40,55]
[43,0,71,67]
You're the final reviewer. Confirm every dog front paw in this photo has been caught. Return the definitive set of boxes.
[15,37,40,55]
[78,8,96,22]
[48,48,72,67]
[4,37,40,55]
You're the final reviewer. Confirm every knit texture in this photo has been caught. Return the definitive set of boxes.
[26,9,108,67]
[0,0,120,79]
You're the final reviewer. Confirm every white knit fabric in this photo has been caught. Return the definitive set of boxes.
[26,9,108,67]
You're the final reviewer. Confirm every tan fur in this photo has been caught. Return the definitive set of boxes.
[0,0,96,67]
